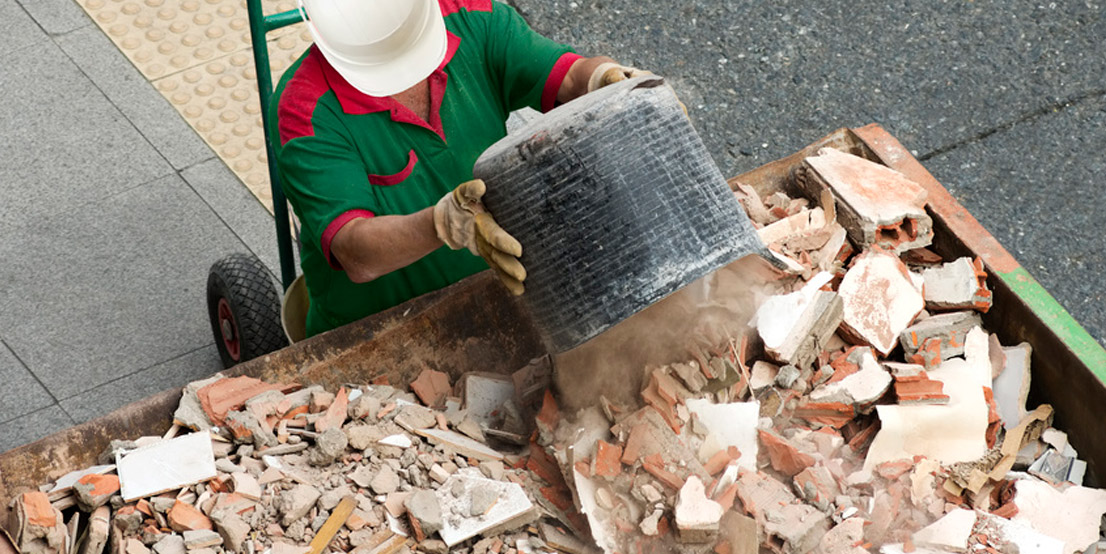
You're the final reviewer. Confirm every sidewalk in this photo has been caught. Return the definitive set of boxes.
[1,0,1103,453]
[0,0,280,451]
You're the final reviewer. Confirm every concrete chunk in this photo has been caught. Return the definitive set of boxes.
[674,476,723,543]
[435,469,536,547]
[277,484,321,526]
[899,311,983,367]
[753,272,843,369]
[920,257,992,312]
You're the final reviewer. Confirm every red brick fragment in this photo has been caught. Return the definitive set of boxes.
[794,402,855,428]
[758,430,815,477]
[168,500,213,532]
[136,499,153,516]
[77,473,120,496]
[642,371,682,434]
[703,446,741,476]
[712,483,739,511]
[21,492,58,527]
[527,443,567,489]
[573,460,591,478]
[197,376,297,426]
[875,460,914,481]
[593,440,623,479]
[410,369,451,409]
[642,453,685,490]
[536,389,559,434]
[620,423,649,466]
[314,387,349,432]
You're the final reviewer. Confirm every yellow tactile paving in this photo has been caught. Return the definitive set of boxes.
[77,0,314,212]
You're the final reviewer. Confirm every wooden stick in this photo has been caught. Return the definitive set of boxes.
[307,496,356,554]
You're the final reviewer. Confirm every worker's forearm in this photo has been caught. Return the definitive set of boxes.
[331,208,442,283]
[557,56,615,105]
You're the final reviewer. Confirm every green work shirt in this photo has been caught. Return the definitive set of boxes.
[270,0,580,337]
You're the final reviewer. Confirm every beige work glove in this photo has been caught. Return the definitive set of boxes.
[433,180,526,295]
[587,62,688,114]
[586,62,652,92]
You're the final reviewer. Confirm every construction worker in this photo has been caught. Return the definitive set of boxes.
[271,0,653,337]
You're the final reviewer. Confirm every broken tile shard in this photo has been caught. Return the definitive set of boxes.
[117,432,216,501]
[839,250,925,355]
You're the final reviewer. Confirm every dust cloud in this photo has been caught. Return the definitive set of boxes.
[552,255,777,411]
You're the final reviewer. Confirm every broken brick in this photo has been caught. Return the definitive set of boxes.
[314,387,348,433]
[197,377,297,426]
[168,500,213,532]
[643,454,687,491]
[410,369,451,409]
[703,446,741,476]
[592,440,623,479]
[758,430,815,477]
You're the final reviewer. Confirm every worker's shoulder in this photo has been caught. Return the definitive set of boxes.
[273,48,341,145]
[439,0,494,18]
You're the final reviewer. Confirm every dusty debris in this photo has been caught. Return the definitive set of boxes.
[18,149,1106,554]
[435,469,536,547]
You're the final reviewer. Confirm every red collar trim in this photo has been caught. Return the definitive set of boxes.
[318,32,460,140]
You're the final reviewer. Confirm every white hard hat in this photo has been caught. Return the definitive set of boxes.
[298,0,447,97]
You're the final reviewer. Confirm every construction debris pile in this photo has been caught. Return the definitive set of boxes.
[9,148,1106,554]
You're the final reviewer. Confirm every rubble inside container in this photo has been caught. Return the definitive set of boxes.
[11,148,1106,554]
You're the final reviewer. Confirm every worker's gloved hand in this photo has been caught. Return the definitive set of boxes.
[433,180,526,295]
[587,62,688,115]
[586,62,651,92]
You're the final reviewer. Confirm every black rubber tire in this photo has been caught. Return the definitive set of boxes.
[207,253,288,368]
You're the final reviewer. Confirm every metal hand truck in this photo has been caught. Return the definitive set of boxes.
[205,1,306,368]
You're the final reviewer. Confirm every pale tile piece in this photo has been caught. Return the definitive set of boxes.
[685,399,759,471]
[118,432,216,501]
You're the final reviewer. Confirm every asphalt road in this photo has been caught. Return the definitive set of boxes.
[512,0,1106,347]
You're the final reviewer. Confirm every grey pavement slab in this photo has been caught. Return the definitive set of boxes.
[56,25,215,171]
[0,39,171,227]
[1,0,48,52]
[181,158,285,278]
[0,173,251,400]
[0,340,55,424]
[0,404,75,454]
[924,93,1106,347]
[16,0,90,35]
[60,343,222,424]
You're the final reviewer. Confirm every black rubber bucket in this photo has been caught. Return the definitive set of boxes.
[475,76,767,353]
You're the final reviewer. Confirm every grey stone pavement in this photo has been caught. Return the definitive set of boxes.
[0,0,1102,453]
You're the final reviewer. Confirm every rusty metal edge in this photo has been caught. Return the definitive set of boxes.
[0,271,544,534]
